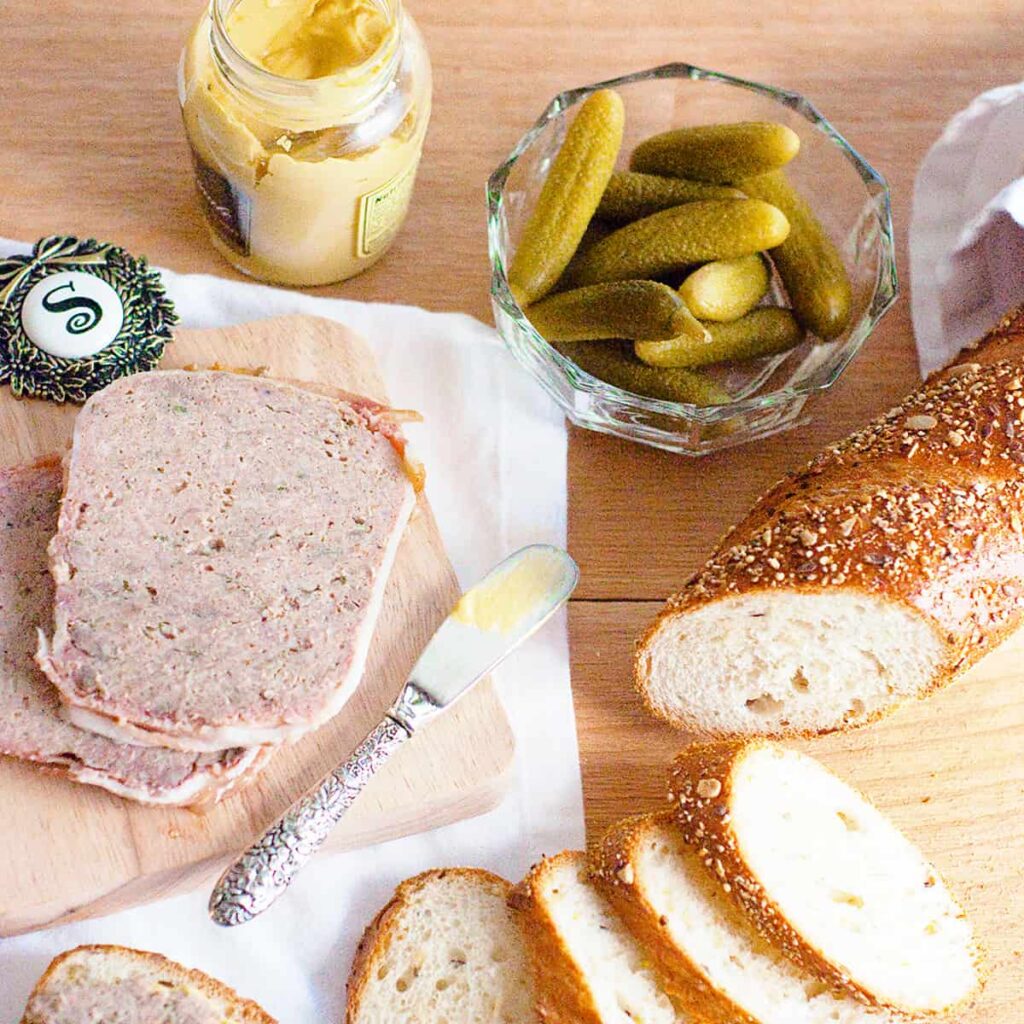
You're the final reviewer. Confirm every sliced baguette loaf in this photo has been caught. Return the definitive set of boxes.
[591,812,898,1024]
[20,944,275,1024]
[347,868,536,1024]
[668,741,981,1017]
[637,305,1024,738]
[510,851,683,1024]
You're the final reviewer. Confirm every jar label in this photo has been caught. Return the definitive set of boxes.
[188,145,252,257]
[356,161,417,259]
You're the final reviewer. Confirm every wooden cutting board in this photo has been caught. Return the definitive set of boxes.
[0,314,515,936]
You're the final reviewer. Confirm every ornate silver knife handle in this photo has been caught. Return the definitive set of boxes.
[208,545,578,926]
[208,683,439,927]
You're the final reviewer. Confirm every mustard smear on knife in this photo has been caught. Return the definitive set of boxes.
[452,549,565,634]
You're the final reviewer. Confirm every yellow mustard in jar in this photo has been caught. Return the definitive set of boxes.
[179,0,431,286]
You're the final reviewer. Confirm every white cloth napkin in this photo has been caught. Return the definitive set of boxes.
[0,240,584,1020]
[910,83,1024,375]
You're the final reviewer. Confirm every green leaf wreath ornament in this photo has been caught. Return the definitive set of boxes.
[0,235,176,403]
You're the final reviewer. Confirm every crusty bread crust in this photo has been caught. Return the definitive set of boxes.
[20,944,277,1024]
[636,305,1024,738]
[508,853,606,1024]
[345,867,522,1023]
[591,812,763,1024]
[667,741,982,1018]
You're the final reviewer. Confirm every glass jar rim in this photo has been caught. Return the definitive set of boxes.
[209,0,404,121]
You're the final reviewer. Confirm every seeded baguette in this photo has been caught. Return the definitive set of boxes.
[510,851,683,1024]
[637,305,1024,737]
[667,741,982,1018]
[591,813,898,1024]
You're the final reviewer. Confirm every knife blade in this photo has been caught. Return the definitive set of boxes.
[208,544,578,927]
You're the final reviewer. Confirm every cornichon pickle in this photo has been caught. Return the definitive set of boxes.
[596,171,743,223]
[740,170,852,340]
[680,255,771,322]
[635,307,805,368]
[555,340,729,406]
[526,281,690,342]
[570,199,790,287]
[558,219,614,288]
[507,90,625,306]
[630,122,800,184]
[668,302,712,344]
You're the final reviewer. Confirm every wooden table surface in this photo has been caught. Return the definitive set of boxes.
[3,0,1021,1015]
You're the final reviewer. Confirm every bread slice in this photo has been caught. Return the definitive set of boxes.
[592,813,898,1024]
[37,369,416,751]
[635,305,1024,739]
[668,741,981,1017]
[0,458,265,806]
[510,851,683,1024]
[20,943,276,1023]
[637,589,945,738]
[346,868,536,1024]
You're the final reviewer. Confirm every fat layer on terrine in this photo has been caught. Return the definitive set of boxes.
[0,459,264,805]
[37,370,416,751]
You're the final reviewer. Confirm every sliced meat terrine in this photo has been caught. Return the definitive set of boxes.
[37,370,416,751]
[20,944,277,1024]
[0,459,264,805]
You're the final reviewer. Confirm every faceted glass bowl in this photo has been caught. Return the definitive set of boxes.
[486,64,898,455]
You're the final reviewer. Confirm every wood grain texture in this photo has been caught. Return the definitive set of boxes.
[1,0,1022,1017]
[0,315,514,936]
[1,0,1014,601]
[0,0,1016,599]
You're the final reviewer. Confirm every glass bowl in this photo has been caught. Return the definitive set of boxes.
[486,64,898,455]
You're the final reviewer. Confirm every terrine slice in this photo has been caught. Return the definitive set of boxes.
[38,370,416,751]
[0,459,265,806]
[20,944,277,1024]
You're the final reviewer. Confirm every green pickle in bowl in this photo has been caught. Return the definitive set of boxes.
[596,170,744,223]
[630,121,801,183]
[569,199,790,286]
[526,281,709,343]
[679,255,770,322]
[740,169,853,340]
[555,341,729,407]
[505,98,858,415]
[507,89,625,306]
[635,308,805,368]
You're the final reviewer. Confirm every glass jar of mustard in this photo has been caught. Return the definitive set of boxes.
[179,0,431,287]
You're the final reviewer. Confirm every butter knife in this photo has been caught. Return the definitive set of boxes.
[208,543,578,927]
